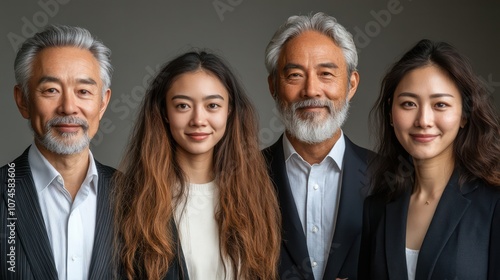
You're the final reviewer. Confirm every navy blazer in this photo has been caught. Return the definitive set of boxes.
[263,135,373,280]
[358,170,500,279]
[0,147,115,280]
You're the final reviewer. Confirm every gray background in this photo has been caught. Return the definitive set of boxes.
[1,0,499,168]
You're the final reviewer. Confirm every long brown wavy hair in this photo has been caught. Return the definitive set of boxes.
[370,39,500,199]
[113,51,280,279]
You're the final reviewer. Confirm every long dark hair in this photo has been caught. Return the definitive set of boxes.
[113,51,280,279]
[370,39,500,198]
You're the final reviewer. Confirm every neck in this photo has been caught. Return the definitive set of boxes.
[412,156,455,200]
[176,150,214,184]
[286,130,341,165]
[35,141,90,200]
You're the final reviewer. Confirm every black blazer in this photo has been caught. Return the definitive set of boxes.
[125,222,190,280]
[358,170,500,279]
[263,135,373,280]
[0,147,115,280]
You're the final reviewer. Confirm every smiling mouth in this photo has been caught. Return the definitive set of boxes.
[296,106,330,117]
[410,134,438,143]
[53,124,81,133]
[186,133,211,141]
[297,106,327,111]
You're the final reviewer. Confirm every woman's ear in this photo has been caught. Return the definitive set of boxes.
[460,117,467,128]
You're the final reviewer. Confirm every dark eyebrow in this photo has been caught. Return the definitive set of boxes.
[203,94,225,101]
[396,92,455,99]
[171,94,225,101]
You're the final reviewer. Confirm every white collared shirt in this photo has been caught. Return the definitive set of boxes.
[28,144,98,280]
[283,132,345,280]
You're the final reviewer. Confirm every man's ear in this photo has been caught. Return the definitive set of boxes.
[14,85,30,119]
[268,75,276,99]
[347,71,360,102]
[98,88,112,120]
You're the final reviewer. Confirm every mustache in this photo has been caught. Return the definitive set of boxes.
[46,116,89,131]
[291,99,334,112]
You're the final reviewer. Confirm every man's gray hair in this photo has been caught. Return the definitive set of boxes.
[265,12,358,78]
[14,24,113,99]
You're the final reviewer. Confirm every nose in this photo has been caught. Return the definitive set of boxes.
[58,91,78,115]
[190,106,208,127]
[302,75,322,98]
[415,106,434,128]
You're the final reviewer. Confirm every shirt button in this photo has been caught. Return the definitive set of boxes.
[312,226,318,233]
[57,176,63,184]
[312,261,318,267]
[313,184,319,190]
[71,256,77,261]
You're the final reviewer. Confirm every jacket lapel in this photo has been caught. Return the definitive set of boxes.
[323,137,369,278]
[266,138,312,277]
[385,189,411,280]
[165,221,190,280]
[88,162,114,280]
[8,148,58,279]
[415,171,471,280]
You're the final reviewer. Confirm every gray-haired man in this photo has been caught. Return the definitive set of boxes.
[1,25,114,280]
[263,12,374,280]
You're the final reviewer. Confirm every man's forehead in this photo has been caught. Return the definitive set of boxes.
[278,35,345,67]
[30,47,103,83]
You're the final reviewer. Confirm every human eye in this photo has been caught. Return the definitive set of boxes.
[41,87,59,95]
[401,101,416,108]
[287,72,302,79]
[175,103,190,110]
[207,103,221,110]
[318,67,338,77]
[319,71,336,82]
[434,102,449,109]
[283,67,304,80]
[78,89,93,95]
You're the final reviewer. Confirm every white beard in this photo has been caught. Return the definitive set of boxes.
[276,98,350,144]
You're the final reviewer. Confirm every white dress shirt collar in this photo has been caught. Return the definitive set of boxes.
[28,143,99,195]
[282,131,346,169]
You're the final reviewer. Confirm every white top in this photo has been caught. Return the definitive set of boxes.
[174,181,232,280]
[29,144,98,280]
[406,248,419,280]
[282,132,345,280]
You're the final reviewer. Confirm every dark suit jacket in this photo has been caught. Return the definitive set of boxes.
[0,147,116,280]
[161,243,189,280]
[358,170,500,279]
[126,222,190,280]
[263,135,373,280]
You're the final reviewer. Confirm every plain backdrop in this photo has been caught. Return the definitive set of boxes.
[1,0,499,168]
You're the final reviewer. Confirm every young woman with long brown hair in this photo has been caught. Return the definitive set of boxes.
[359,39,500,279]
[113,51,280,279]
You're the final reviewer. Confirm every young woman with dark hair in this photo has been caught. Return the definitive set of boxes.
[359,39,500,279]
[113,51,280,280]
